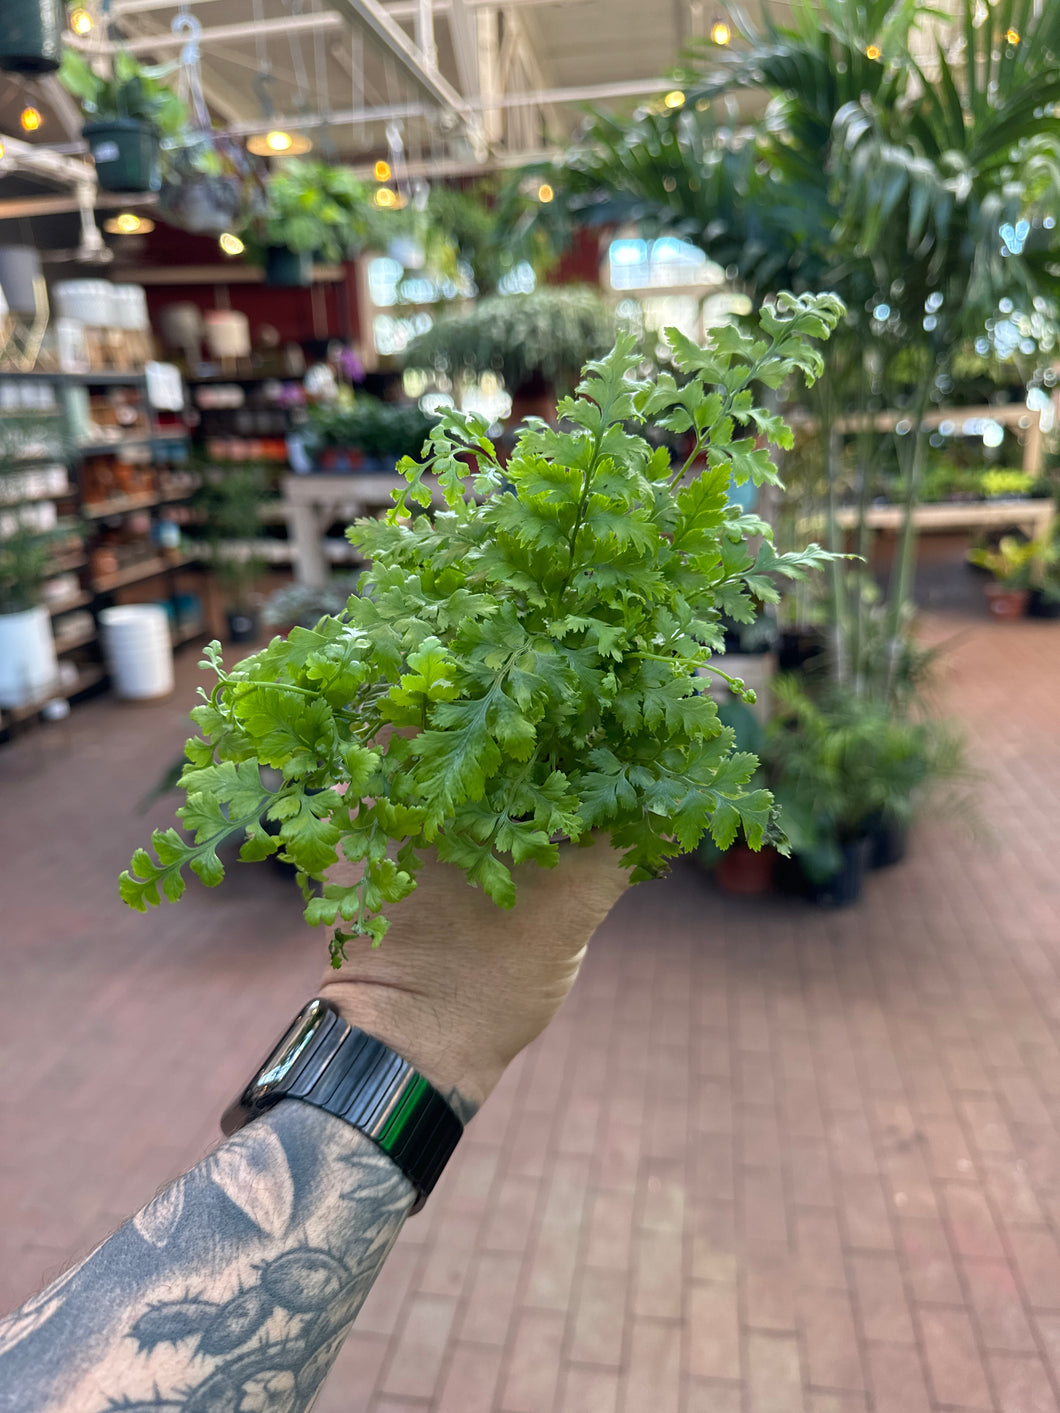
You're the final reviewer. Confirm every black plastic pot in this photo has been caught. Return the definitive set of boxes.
[265,246,313,287]
[806,837,871,908]
[0,0,65,73]
[777,629,826,673]
[84,119,161,193]
[868,814,909,870]
[1028,588,1060,620]
[225,608,259,644]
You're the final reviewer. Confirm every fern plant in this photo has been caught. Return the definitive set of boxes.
[121,293,843,963]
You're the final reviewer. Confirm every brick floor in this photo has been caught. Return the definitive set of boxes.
[2,611,1060,1412]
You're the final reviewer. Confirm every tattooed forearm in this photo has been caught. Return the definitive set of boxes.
[0,1101,418,1413]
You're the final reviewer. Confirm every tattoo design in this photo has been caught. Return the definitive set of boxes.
[0,1101,419,1413]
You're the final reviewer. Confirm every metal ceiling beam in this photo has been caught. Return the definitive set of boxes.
[329,0,472,118]
[86,12,345,54]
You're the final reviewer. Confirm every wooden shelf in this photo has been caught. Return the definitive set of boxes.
[78,429,189,458]
[93,551,198,593]
[0,662,106,724]
[833,498,1054,534]
[81,484,198,519]
[171,621,207,647]
[0,370,147,385]
[46,590,93,616]
[54,622,97,653]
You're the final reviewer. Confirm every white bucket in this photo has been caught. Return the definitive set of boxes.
[100,604,174,699]
[52,279,115,327]
[0,605,59,707]
[204,310,250,360]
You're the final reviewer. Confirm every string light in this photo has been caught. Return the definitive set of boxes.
[663,90,686,109]
[373,159,391,182]
[246,129,312,156]
[373,188,396,208]
[1005,27,1020,44]
[69,7,92,35]
[103,212,154,235]
[710,18,731,45]
[537,183,554,203]
[219,232,244,255]
[0,140,5,160]
[20,106,42,133]
[865,44,882,60]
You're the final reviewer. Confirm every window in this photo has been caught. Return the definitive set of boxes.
[607,236,719,291]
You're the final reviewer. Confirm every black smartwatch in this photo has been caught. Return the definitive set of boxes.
[221,997,464,1212]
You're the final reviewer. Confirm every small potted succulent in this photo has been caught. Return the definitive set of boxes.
[966,536,1034,619]
[60,49,189,193]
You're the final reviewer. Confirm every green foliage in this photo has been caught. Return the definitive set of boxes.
[59,49,189,137]
[766,673,973,878]
[195,466,270,609]
[403,286,616,394]
[242,161,384,263]
[122,295,842,962]
[0,414,74,614]
[967,534,1037,588]
[305,397,435,461]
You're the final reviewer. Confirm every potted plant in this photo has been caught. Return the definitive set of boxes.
[0,0,65,74]
[159,135,263,237]
[696,700,778,895]
[966,536,1034,619]
[0,521,58,709]
[196,466,269,643]
[243,161,377,287]
[119,293,843,960]
[305,397,435,472]
[402,285,615,419]
[262,578,360,632]
[60,49,189,194]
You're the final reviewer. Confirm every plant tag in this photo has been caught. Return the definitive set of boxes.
[91,141,120,163]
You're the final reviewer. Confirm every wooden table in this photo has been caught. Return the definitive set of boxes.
[833,498,1054,539]
[283,473,443,586]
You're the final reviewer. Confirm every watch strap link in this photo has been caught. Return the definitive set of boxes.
[222,999,463,1212]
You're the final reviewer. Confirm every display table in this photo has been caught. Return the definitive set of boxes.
[283,473,443,586]
[834,498,1054,539]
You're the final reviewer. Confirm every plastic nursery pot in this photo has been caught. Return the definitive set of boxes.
[715,844,777,896]
[0,0,66,73]
[777,629,826,673]
[264,247,313,288]
[867,814,909,870]
[806,837,871,908]
[984,583,1029,620]
[225,608,259,644]
[1027,589,1060,620]
[84,120,161,194]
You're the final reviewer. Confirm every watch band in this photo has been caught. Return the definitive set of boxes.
[220,997,463,1212]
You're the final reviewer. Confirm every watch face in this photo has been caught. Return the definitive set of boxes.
[220,998,339,1134]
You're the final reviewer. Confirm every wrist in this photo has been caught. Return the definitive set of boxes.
[315,979,497,1121]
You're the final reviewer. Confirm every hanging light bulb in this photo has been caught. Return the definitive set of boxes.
[373,188,396,208]
[103,212,154,235]
[537,183,554,203]
[1005,27,1020,44]
[865,43,882,60]
[373,159,392,182]
[246,129,312,156]
[219,232,245,255]
[663,90,686,109]
[0,140,5,161]
[69,7,93,35]
[20,106,43,133]
[710,17,731,45]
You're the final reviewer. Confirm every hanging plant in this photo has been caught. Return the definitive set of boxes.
[0,0,65,75]
[60,49,190,194]
[159,136,264,236]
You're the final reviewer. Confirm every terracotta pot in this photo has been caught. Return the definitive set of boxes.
[984,583,1029,620]
[715,844,776,896]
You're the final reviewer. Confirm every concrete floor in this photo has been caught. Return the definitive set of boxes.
[2,608,1059,1412]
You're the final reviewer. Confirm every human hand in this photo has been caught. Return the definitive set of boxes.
[318,836,629,1116]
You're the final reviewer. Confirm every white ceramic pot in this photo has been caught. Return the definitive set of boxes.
[0,604,59,707]
[204,310,250,360]
[111,284,149,331]
[100,604,174,698]
[0,247,42,315]
[52,279,114,327]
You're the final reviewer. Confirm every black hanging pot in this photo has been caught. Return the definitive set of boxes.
[1028,588,1060,619]
[225,608,259,644]
[84,119,161,193]
[867,813,910,869]
[264,246,313,287]
[0,0,65,73]
[159,173,244,235]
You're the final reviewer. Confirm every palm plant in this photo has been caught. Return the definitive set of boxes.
[531,0,1060,686]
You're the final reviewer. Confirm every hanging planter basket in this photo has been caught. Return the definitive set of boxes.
[159,172,244,235]
[264,246,313,287]
[84,118,161,193]
[0,0,65,74]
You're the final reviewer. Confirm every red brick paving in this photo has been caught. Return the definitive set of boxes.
[2,612,1060,1411]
